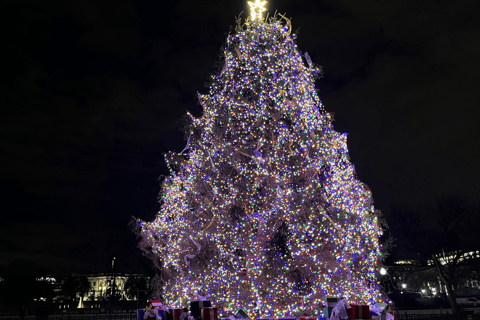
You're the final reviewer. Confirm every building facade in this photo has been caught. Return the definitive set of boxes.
[73,272,151,302]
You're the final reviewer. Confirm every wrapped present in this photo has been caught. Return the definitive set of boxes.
[370,305,394,320]
[168,308,189,320]
[148,300,163,309]
[380,306,390,317]
[323,308,329,319]
[191,301,212,319]
[325,298,343,318]
[138,309,145,320]
[300,317,317,320]
[145,301,164,320]
[329,298,350,320]
[234,309,251,320]
[347,305,371,319]
[202,307,218,320]
[156,310,166,320]
[327,297,343,305]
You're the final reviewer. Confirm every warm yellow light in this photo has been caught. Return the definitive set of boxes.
[248,0,267,21]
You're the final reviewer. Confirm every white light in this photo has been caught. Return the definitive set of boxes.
[248,0,267,21]
[380,267,387,275]
[402,283,407,289]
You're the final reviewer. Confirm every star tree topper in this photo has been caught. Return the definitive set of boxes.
[248,0,267,21]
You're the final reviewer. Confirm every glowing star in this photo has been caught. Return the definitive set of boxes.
[248,0,267,21]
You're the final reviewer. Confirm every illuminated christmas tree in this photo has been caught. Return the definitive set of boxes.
[135,1,384,317]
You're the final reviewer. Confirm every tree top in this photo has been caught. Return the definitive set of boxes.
[248,0,267,21]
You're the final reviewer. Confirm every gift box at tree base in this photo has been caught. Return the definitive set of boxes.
[142,300,164,320]
[138,309,145,320]
[191,300,212,320]
[221,308,252,320]
[370,305,397,320]
[234,309,251,320]
[201,307,218,320]
[347,305,371,319]
[327,298,350,320]
[324,297,344,319]
[167,308,189,320]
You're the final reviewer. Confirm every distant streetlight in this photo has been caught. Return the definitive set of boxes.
[402,283,407,289]
[380,268,387,275]
[421,289,426,293]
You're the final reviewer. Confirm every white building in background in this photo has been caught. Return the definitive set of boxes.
[74,272,150,301]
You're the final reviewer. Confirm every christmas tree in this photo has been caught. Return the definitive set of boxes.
[136,1,384,317]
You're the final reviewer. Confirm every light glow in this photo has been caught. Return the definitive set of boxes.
[136,14,384,318]
[248,0,267,21]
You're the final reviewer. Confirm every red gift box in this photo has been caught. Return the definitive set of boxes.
[201,307,218,320]
[348,305,371,319]
[144,300,163,320]
[147,300,163,309]
[300,317,317,320]
[168,308,189,320]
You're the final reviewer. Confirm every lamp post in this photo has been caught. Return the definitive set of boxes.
[109,257,116,313]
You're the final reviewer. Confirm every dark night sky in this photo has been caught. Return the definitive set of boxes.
[1,0,479,276]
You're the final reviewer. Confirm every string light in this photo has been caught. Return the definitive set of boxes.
[137,14,384,318]
[248,0,267,21]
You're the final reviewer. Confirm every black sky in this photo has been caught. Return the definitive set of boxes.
[1,0,479,276]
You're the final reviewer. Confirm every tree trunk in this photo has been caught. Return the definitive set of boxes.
[445,282,458,314]
[432,256,459,313]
